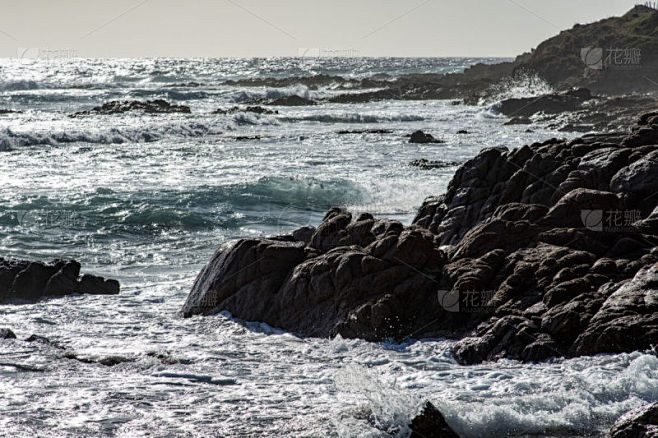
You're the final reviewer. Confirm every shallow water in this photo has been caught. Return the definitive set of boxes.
[1,57,655,437]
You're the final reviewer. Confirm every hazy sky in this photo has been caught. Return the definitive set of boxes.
[0,0,643,58]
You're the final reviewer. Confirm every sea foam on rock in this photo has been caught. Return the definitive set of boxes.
[183,113,658,363]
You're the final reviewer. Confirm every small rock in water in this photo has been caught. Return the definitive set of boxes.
[409,159,461,170]
[0,328,16,339]
[409,130,445,144]
[409,402,460,438]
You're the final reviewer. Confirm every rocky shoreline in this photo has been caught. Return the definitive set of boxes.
[182,112,658,366]
[180,111,658,436]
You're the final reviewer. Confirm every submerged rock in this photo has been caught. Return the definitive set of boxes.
[70,99,191,117]
[609,402,658,438]
[0,258,120,304]
[183,113,658,363]
[409,402,460,438]
[409,131,445,144]
[263,95,316,106]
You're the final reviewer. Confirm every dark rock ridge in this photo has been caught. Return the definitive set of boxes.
[499,90,658,132]
[0,258,120,304]
[499,88,593,118]
[213,106,278,115]
[0,109,22,114]
[70,99,191,117]
[409,402,460,438]
[409,131,445,144]
[609,402,658,438]
[409,159,462,170]
[183,113,658,363]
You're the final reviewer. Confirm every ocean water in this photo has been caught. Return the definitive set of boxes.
[0,57,656,438]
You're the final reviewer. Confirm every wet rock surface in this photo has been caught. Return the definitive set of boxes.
[0,258,120,304]
[409,130,445,144]
[609,402,658,438]
[70,99,191,117]
[183,113,658,363]
[409,402,460,438]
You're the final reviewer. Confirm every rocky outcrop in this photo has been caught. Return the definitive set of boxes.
[0,258,120,304]
[609,403,658,438]
[409,131,445,144]
[183,113,658,363]
[499,88,593,118]
[409,402,460,438]
[70,99,191,117]
[515,6,658,94]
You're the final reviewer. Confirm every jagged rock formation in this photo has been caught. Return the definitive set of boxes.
[183,113,658,363]
[0,258,120,304]
[70,99,191,117]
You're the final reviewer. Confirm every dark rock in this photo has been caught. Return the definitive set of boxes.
[0,258,120,303]
[409,131,445,144]
[409,402,460,438]
[456,130,469,134]
[213,106,278,115]
[0,328,16,339]
[609,402,658,438]
[499,88,593,118]
[70,99,191,117]
[78,275,120,295]
[409,159,461,170]
[0,109,22,114]
[234,135,261,141]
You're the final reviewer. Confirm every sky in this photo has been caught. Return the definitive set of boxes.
[0,0,644,58]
